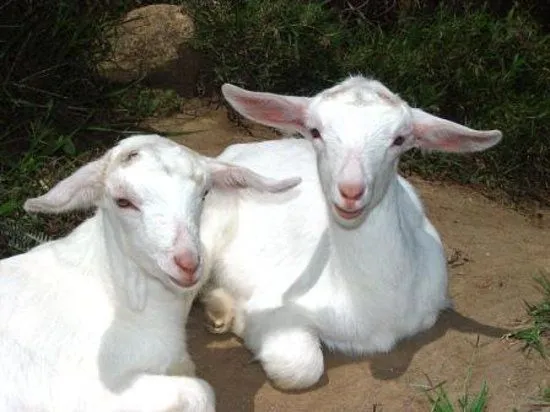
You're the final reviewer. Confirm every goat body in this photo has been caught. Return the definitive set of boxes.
[201,76,502,390]
[0,134,299,410]
[0,215,207,411]
[201,138,447,388]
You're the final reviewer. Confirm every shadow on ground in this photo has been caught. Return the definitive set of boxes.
[187,306,509,412]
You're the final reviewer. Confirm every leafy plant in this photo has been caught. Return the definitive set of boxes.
[186,1,550,202]
[342,5,550,201]
[2,0,550,258]
[185,0,345,94]
[509,274,550,357]
[425,380,489,412]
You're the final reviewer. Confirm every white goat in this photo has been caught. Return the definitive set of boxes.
[199,76,502,390]
[0,134,300,411]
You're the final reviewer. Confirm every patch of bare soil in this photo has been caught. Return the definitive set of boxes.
[146,105,550,411]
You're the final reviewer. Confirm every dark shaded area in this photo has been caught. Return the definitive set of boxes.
[324,0,550,31]
[188,306,511,412]
[0,0,148,252]
[366,309,510,380]
[0,0,548,258]
[188,0,549,202]
[0,1,130,159]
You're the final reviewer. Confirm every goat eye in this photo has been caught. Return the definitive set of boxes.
[309,128,322,139]
[115,198,134,209]
[201,190,210,201]
[392,135,406,146]
[124,150,139,162]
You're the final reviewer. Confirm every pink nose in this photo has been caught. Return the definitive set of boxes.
[174,252,199,276]
[338,183,365,200]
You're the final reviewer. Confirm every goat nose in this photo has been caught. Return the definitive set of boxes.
[173,252,199,275]
[338,182,365,200]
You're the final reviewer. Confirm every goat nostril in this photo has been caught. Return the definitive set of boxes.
[338,183,365,200]
[173,254,199,275]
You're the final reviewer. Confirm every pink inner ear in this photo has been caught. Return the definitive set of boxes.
[234,95,305,129]
[414,123,463,150]
[430,137,461,151]
[413,124,428,135]
[415,125,495,151]
[411,108,502,153]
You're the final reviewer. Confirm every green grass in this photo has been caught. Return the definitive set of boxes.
[0,144,101,258]
[0,0,129,202]
[418,336,489,411]
[509,274,550,357]
[112,86,185,119]
[186,0,346,94]
[418,273,550,410]
[2,0,550,258]
[0,1,187,257]
[344,5,550,202]
[425,380,489,412]
[186,0,550,203]
[518,386,550,411]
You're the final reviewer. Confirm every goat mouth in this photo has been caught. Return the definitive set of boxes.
[333,204,365,220]
[168,275,197,289]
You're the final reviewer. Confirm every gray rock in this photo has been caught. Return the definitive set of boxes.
[99,4,203,96]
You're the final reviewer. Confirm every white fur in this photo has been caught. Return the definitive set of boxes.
[0,134,300,411]
[200,76,503,390]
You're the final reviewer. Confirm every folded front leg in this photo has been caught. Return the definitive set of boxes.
[244,306,324,390]
[112,373,215,412]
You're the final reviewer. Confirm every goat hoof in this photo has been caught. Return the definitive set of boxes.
[202,287,235,335]
[204,319,231,334]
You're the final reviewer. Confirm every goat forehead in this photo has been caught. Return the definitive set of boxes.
[105,156,206,204]
[119,165,203,194]
[312,102,409,145]
[317,77,402,105]
[110,142,206,182]
[116,133,172,150]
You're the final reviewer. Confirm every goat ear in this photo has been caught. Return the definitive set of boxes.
[24,157,106,214]
[412,108,502,152]
[208,160,301,193]
[221,83,310,135]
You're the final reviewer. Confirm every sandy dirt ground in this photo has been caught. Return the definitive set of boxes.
[145,104,550,412]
